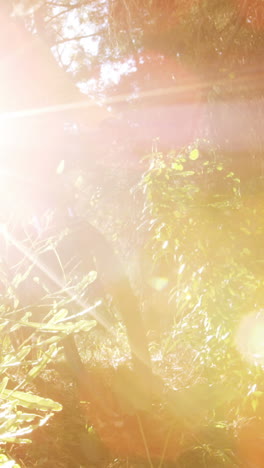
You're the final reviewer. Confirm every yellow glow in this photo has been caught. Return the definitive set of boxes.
[148,276,168,291]
[235,311,264,366]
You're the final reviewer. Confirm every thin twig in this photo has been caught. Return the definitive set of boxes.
[136,412,154,468]
[45,2,87,24]
[54,31,104,45]
[158,426,174,468]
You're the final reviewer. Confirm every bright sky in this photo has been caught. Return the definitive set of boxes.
[52,4,133,95]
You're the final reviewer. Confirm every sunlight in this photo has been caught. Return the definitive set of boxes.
[0,116,30,159]
[0,225,151,371]
[0,119,14,147]
[0,225,103,325]
[235,311,264,366]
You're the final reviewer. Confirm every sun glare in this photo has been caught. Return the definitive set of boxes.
[235,311,264,366]
[0,118,17,151]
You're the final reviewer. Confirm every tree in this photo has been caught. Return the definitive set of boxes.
[2,0,264,172]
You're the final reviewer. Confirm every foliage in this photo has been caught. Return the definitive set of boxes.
[5,0,264,102]
[137,140,264,413]
[0,219,98,464]
[14,0,263,94]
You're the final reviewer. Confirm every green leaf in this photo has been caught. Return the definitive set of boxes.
[177,171,195,177]
[1,390,62,412]
[27,344,58,380]
[240,227,251,235]
[189,149,199,160]
[0,377,9,394]
[251,398,259,412]
[16,347,32,361]
[0,454,20,467]
[241,248,251,256]
[81,271,97,287]
[171,162,184,171]
[20,319,96,333]
[48,308,68,324]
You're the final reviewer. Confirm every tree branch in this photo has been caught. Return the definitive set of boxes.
[54,31,103,45]
[45,2,86,23]
[46,1,88,7]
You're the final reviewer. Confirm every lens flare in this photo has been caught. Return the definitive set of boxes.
[235,311,264,366]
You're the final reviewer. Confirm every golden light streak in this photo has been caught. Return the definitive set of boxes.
[0,224,104,327]
[0,65,261,129]
[0,85,202,122]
